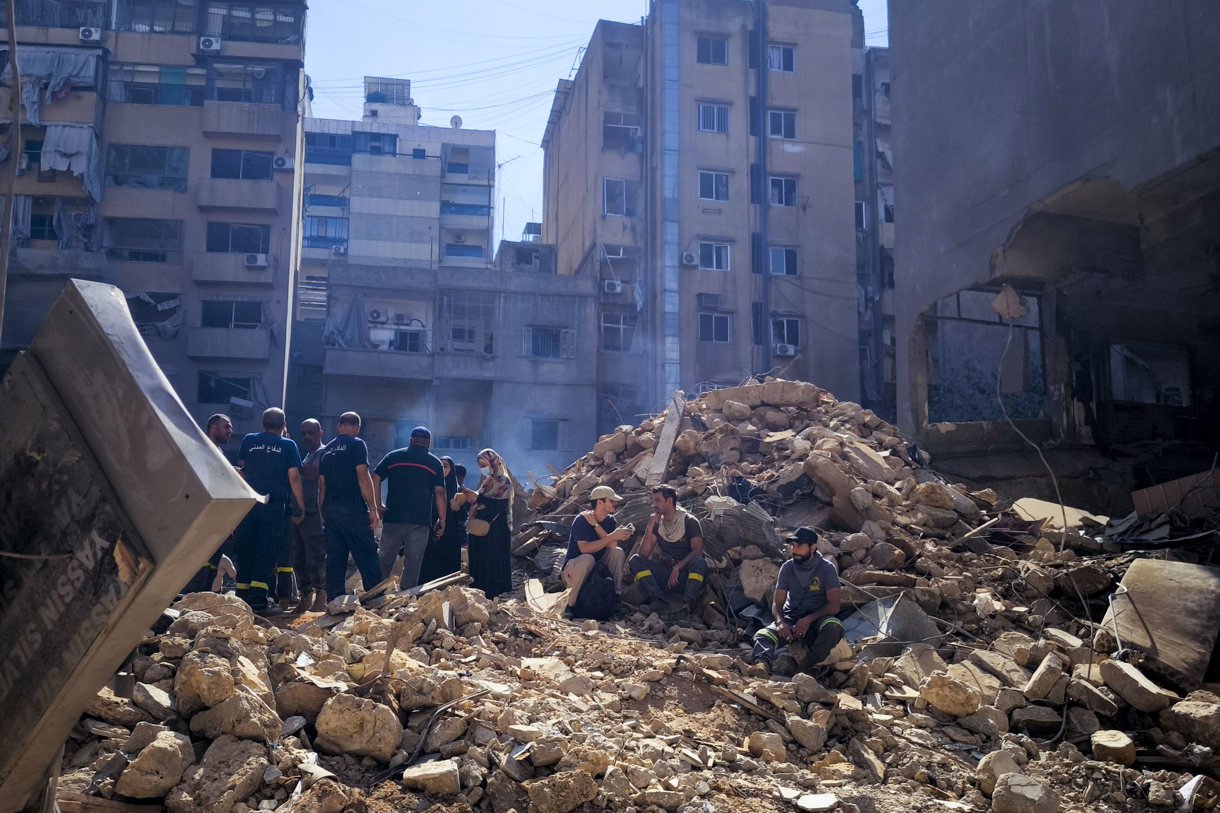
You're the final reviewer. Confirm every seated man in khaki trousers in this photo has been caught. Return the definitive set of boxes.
[561,485,631,607]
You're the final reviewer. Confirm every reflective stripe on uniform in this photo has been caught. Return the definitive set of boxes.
[276,566,294,573]
[250,580,269,590]
[687,571,703,582]
[235,582,250,590]
[756,627,781,646]
[819,617,844,631]
[634,570,652,581]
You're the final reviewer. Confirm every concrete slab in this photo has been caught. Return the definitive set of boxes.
[1099,559,1220,690]
[0,280,257,811]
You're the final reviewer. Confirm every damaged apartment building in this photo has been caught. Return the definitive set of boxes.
[542,0,864,437]
[890,1,1220,509]
[287,79,597,474]
[0,0,307,433]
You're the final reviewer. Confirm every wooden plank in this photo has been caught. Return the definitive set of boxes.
[645,391,686,487]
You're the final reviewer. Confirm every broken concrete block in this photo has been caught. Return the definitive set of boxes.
[1160,693,1220,750]
[1023,652,1066,700]
[737,557,780,604]
[189,691,282,743]
[524,769,599,813]
[1055,562,1111,597]
[401,760,461,794]
[1090,730,1135,765]
[976,750,1020,796]
[919,673,981,716]
[786,715,828,752]
[967,649,1032,689]
[314,693,403,763]
[165,735,267,813]
[1009,705,1061,735]
[1099,659,1174,713]
[115,729,195,798]
[911,481,955,510]
[1067,678,1119,717]
[174,651,237,716]
[747,731,787,762]
[991,772,1059,813]
[867,541,905,571]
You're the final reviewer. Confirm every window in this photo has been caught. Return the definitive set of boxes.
[697,36,728,65]
[433,435,474,451]
[444,243,484,259]
[602,177,638,217]
[391,330,428,353]
[698,312,731,343]
[303,215,348,248]
[602,112,642,152]
[353,131,396,155]
[529,418,561,451]
[698,170,728,201]
[440,290,495,353]
[305,132,353,165]
[108,64,206,106]
[768,109,796,139]
[202,2,303,44]
[210,149,273,181]
[441,184,491,216]
[126,291,181,337]
[698,241,730,271]
[855,200,867,230]
[767,44,795,72]
[769,176,797,207]
[106,145,189,191]
[697,102,728,133]
[202,299,263,329]
[769,246,797,276]
[210,63,284,105]
[104,218,184,262]
[412,148,426,159]
[29,213,56,242]
[197,372,255,405]
[306,191,348,207]
[117,0,196,33]
[206,222,270,253]
[446,147,469,174]
[772,317,800,346]
[523,326,574,359]
[600,311,638,352]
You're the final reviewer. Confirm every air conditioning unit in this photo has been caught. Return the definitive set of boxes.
[244,253,268,268]
[331,244,347,256]
[680,251,698,267]
[392,313,408,324]
[774,343,797,357]
[272,155,294,171]
[79,27,102,43]
[198,35,222,53]
[367,309,386,323]
[696,293,720,309]
[603,279,623,294]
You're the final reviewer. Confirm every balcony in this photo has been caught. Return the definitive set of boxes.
[202,100,284,139]
[196,178,279,213]
[435,351,499,381]
[186,327,271,360]
[323,346,434,381]
[192,252,275,286]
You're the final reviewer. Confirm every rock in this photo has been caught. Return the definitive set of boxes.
[867,541,905,570]
[425,716,468,752]
[1099,659,1173,712]
[524,770,598,813]
[1067,677,1119,717]
[991,773,1060,813]
[1090,730,1136,765]
[275,675,345,724]
[804,454,865,530]
[967,649,1032,688]
[115,730,194,798]
[722,400,752,421]
[1009,705,1062,735]
[189,691,281,742]
[314,693,403,763]
[556,745,612,777]
[638,789,687,810]
[1023,652,1066,700]
[175,651,237,715]
[747,731,787,763]
[737,557,780,604]
[166,735,267,813]
[786,716,828,752]
[85,686,154,728]
[976,750,1020,796]
[529,737,567,767]
[920,672,981,716]
[911,481,955,510]
[400,760,461,794]
[792,672,836,704]
[132,682,175,720]
[1065,706,1100,738]
[796,794,840,812]
[1055,562,1111,597]
[399,672,466,711]
[957,705,1009,737]
[1161,694,1220,750]
[558,673,593,696]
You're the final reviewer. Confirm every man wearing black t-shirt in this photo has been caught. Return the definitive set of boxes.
[372,425,446,589]
[235,407,304,614]
[561,485,631,608]
[318,412,381,601]
[628,485,707,612]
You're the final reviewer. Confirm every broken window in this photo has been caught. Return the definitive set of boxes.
[197,372,256,404]
[1107,342,1191,406]
[523,326,574,359]
[117,0,196,33]
[602,178,639,217]
[600,382,639,431]
[104,217,183,262]
[202,298,264,329]
[126,291,182,339]
[206,222,270,253]
[203,2,303,44]
[106,145,189,191]
[210,148,273,180]
[528,418,562,451]
[439,290,494,353]
[600,310,638,353]
[925,289,1044,422]
[108,64,206,106]
[603,112,642,152]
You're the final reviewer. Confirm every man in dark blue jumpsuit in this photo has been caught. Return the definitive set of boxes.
[235,408,304,614]
[318,411,382,601]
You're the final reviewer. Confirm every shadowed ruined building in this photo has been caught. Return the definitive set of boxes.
[889,1,1220,509]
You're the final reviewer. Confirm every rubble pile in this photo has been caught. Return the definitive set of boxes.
[55,379,1220,812]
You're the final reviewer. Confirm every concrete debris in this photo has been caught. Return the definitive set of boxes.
[49,379,1220,813]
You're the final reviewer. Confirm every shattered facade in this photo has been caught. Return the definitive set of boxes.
[890,1,1220,507]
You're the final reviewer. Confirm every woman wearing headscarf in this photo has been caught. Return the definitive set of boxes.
[467,448,514,597]
[418,456,465,584]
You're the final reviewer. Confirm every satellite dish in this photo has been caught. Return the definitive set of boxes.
[450,115,462,129]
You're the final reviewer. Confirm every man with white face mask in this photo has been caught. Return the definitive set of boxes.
[751,527,843,676]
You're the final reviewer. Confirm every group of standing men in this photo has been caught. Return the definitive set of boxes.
[196,407,463,616]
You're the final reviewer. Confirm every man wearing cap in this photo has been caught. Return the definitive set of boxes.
[561,485,632,610]
[372,425,446,589]
[751,527,843,675]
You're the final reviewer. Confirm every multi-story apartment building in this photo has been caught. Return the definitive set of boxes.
[288,81,597,474]
[853,46,894,421]
[543,1,861,435]
[0,0,307,433]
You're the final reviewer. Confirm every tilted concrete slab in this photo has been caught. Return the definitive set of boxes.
[1099,559,1220,691]
[0,280,258,811]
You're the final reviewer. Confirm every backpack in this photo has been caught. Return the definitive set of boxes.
[571,564,618,621]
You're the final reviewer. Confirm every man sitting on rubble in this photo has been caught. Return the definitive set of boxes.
[751,527,843,675]
[561,485,631,612]
[628,485,707,612]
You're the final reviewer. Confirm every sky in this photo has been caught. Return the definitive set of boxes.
[303,1,889,248]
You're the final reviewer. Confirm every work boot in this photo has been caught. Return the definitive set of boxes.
[309,590,328,613]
